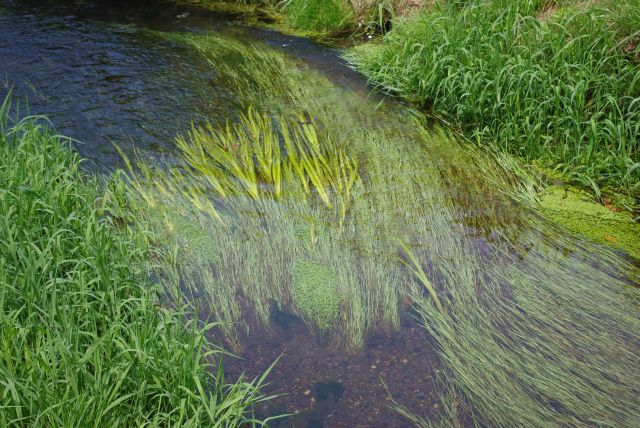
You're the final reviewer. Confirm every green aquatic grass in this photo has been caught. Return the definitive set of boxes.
[177,109,278,200]
[174,108,358,221]
[346,0,640,197]
[401,168,640,427]
[126,111,398,351]
[398,241,445,315]
[292,260,342,331]
[0,99,277,426]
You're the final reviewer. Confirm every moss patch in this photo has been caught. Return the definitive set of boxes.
[539,186,640,259]
[291,260,342,331]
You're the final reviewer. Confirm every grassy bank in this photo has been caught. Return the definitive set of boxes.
[347,0,640,202]
[183,0,413,36]
[0,98,274,426]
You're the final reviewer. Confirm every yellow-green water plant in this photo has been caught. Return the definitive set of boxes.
[175,107,359,223]
[177,109,279,200]
[398,241,445,316]
[282,114,359,219]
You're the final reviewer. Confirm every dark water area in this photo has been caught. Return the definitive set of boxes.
[219,307,440,428]
[0,0,370,171]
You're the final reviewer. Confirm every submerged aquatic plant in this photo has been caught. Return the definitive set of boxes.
[291,260,342,331]
[126,100,429,352]
[176,107,359,221]
[398,241,445,316]
[124,106,360,345]
[282,114,359,216]
[177,108,279,200]
[400,169,640,426]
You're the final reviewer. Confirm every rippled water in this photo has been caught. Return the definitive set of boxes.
[0,0,365,170]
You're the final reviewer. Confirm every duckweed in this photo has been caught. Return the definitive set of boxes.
[539,186,640,259]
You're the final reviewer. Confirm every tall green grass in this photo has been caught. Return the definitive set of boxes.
[281,0,352,32]
[188,0,405,35]
[0,98,275,426]
[347,0,640,197]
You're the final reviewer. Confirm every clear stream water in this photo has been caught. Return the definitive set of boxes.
[0,0,369,170]
[2,1,639,427]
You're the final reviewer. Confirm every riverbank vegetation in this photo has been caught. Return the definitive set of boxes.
[347,0,640,203]
[183,0,417,34]
[0,97,275,426]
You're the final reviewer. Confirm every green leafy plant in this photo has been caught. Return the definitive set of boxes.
[347,0,640,197]
[0,97,276,426]
[282,0,353,32]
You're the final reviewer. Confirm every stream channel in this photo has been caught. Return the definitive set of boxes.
[2,1,639,427]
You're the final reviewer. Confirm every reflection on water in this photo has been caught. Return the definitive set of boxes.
[1,2,228,169]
